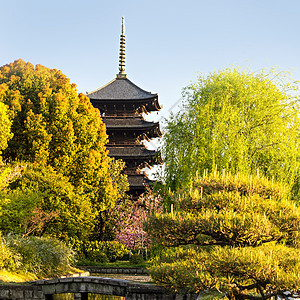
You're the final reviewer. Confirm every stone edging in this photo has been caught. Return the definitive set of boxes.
[78,266,148,275]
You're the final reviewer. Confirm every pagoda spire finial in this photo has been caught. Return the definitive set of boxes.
[117,17,127,78]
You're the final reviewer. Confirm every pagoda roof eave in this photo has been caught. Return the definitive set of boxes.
[154,126,163,137]
[89,97,161,114]
[154,99,162,110]
[87,77,158,100]
[108,154,155,159]
[108,154,156,159]
[105,123,160,130]
[103,118,162,137]
[89,95,158,102]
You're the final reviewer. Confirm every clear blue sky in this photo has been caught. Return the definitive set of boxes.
[2,0,300,119]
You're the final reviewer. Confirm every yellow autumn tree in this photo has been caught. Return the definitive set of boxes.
[0,85,13,161]
[0,59,128,239]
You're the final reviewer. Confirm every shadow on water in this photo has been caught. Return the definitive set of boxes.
[54,294,125,300]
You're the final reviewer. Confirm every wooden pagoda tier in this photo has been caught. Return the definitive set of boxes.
[103,116,162,144]
[106,145,157,171]
[87,17,162,198]
[87,77,162,198]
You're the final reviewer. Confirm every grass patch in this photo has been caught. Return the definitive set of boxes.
[0,266,86,284]
[0,269,37,283]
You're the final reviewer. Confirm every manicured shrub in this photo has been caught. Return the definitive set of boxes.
[86,250,109,263]
[129,253,144,265]
[84,241,128,262]
[103,241,129,261]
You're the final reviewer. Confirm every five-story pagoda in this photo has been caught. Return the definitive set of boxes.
[87,17,162,198]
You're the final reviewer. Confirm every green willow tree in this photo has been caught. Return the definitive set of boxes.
[162,68,300,192]
[0,59,128,239]
[146,171,300,299]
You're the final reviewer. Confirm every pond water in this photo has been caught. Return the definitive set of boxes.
[54,294,124,300]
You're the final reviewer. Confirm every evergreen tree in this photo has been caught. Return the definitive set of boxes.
[146,171,300,299]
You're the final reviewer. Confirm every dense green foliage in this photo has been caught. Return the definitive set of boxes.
[162,68,300,192]
[67,238,128,263]
[0,163,96,239]
[146,171,300,299]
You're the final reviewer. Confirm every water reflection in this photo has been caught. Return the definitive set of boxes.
[54,294,125,300]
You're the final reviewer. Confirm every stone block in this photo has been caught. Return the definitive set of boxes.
[25,289,34,298]
[85,282,97,293]
[53,283,65,293]
[34,289,46,299]
[11,289,24,299]
[79,282,87,292]
[95,284,114,295]
[41,284,56,295]
[65,283,73,293]
[67,282,78,292]
[111,286,126,297]
[0,289,10,299]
